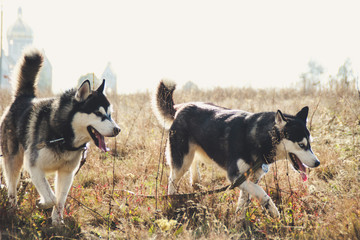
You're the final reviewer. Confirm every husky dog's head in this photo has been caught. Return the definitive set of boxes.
[275,106,320,181]
[72,79,121,152]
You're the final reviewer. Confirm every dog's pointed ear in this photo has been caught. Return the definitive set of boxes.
[275,110,287,128]
[296,106,309,123]
[75,80,91,101]
[96,79,105,94]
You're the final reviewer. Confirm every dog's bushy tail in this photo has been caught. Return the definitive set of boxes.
[152,79,177,129]
[13,48,44,98]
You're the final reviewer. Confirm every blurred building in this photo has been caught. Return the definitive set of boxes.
[100,62,117,95]
[77,63,117,95]
[182,81,199,92]
[0,7,52,92]
[78,73,100,89]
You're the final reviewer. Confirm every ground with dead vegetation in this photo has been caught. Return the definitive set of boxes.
[0,86,359,239]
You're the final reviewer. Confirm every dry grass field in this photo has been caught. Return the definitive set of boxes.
[0,84,359,239]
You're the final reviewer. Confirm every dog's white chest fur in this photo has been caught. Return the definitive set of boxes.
[24,148,82,174]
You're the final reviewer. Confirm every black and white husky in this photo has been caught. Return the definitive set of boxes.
[0,48,121,225]
[153,79,320,218]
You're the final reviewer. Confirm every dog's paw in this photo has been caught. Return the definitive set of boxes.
[52,218,65,226]
[8,195,17,209]
[236,199,251,220]
[192,183,202,191]
[167,184,177,195]
[262,197,280,218]
[235,206,248,220]
[36,199,55,209]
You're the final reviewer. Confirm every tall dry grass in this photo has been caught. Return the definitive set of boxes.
[0,86,359,239]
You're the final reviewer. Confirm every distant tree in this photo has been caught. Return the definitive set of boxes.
[328,58,357,91]
[337,58,356,88]
[299,60,324,93]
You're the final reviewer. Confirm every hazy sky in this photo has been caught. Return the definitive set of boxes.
[2,0,360,93]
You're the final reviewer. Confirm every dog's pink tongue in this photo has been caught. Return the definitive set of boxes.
[295,157,308,182]
[96,133,109,152]
[300,172,308,182]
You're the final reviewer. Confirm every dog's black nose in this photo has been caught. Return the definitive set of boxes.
[113,127,121,136]
[314,160,320,167]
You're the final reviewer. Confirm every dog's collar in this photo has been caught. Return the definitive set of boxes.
[44,138,87,151]
[64,143,87,151]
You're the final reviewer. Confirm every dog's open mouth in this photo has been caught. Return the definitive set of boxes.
[87,126,109,152]
[289,153,308,182]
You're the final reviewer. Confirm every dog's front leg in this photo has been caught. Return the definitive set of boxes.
[236,168,266,218]
[239,180,279,218]
[232,160,279,218]
[51,170,75,226]
[27,166,56,209]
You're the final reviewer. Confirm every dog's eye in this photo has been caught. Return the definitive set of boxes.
[298,143,305,149]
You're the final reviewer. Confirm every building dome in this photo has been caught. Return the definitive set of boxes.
[1,7,52,93]
[7,7,33,40]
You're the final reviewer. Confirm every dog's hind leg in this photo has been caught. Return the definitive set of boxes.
[2,153,24,207]
[51,170,75,226]
[236,190,250,219]
[189,158,201,190]
[167,140,196,195]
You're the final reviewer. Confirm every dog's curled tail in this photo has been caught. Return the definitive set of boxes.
[13,48,44,98]
[152,79,177,129]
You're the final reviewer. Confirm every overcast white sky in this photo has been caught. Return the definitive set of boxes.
[2,0,360,93]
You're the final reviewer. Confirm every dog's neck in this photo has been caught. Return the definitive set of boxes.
[263,126,285,164]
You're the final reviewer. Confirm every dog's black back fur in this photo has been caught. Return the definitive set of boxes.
[169,104,279,174]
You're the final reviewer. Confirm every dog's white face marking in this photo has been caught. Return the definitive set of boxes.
[97,106,114,121]
[71,106,119,146]
[99,106,106,115]
[99,106,112,117]
[278,137,319,168]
